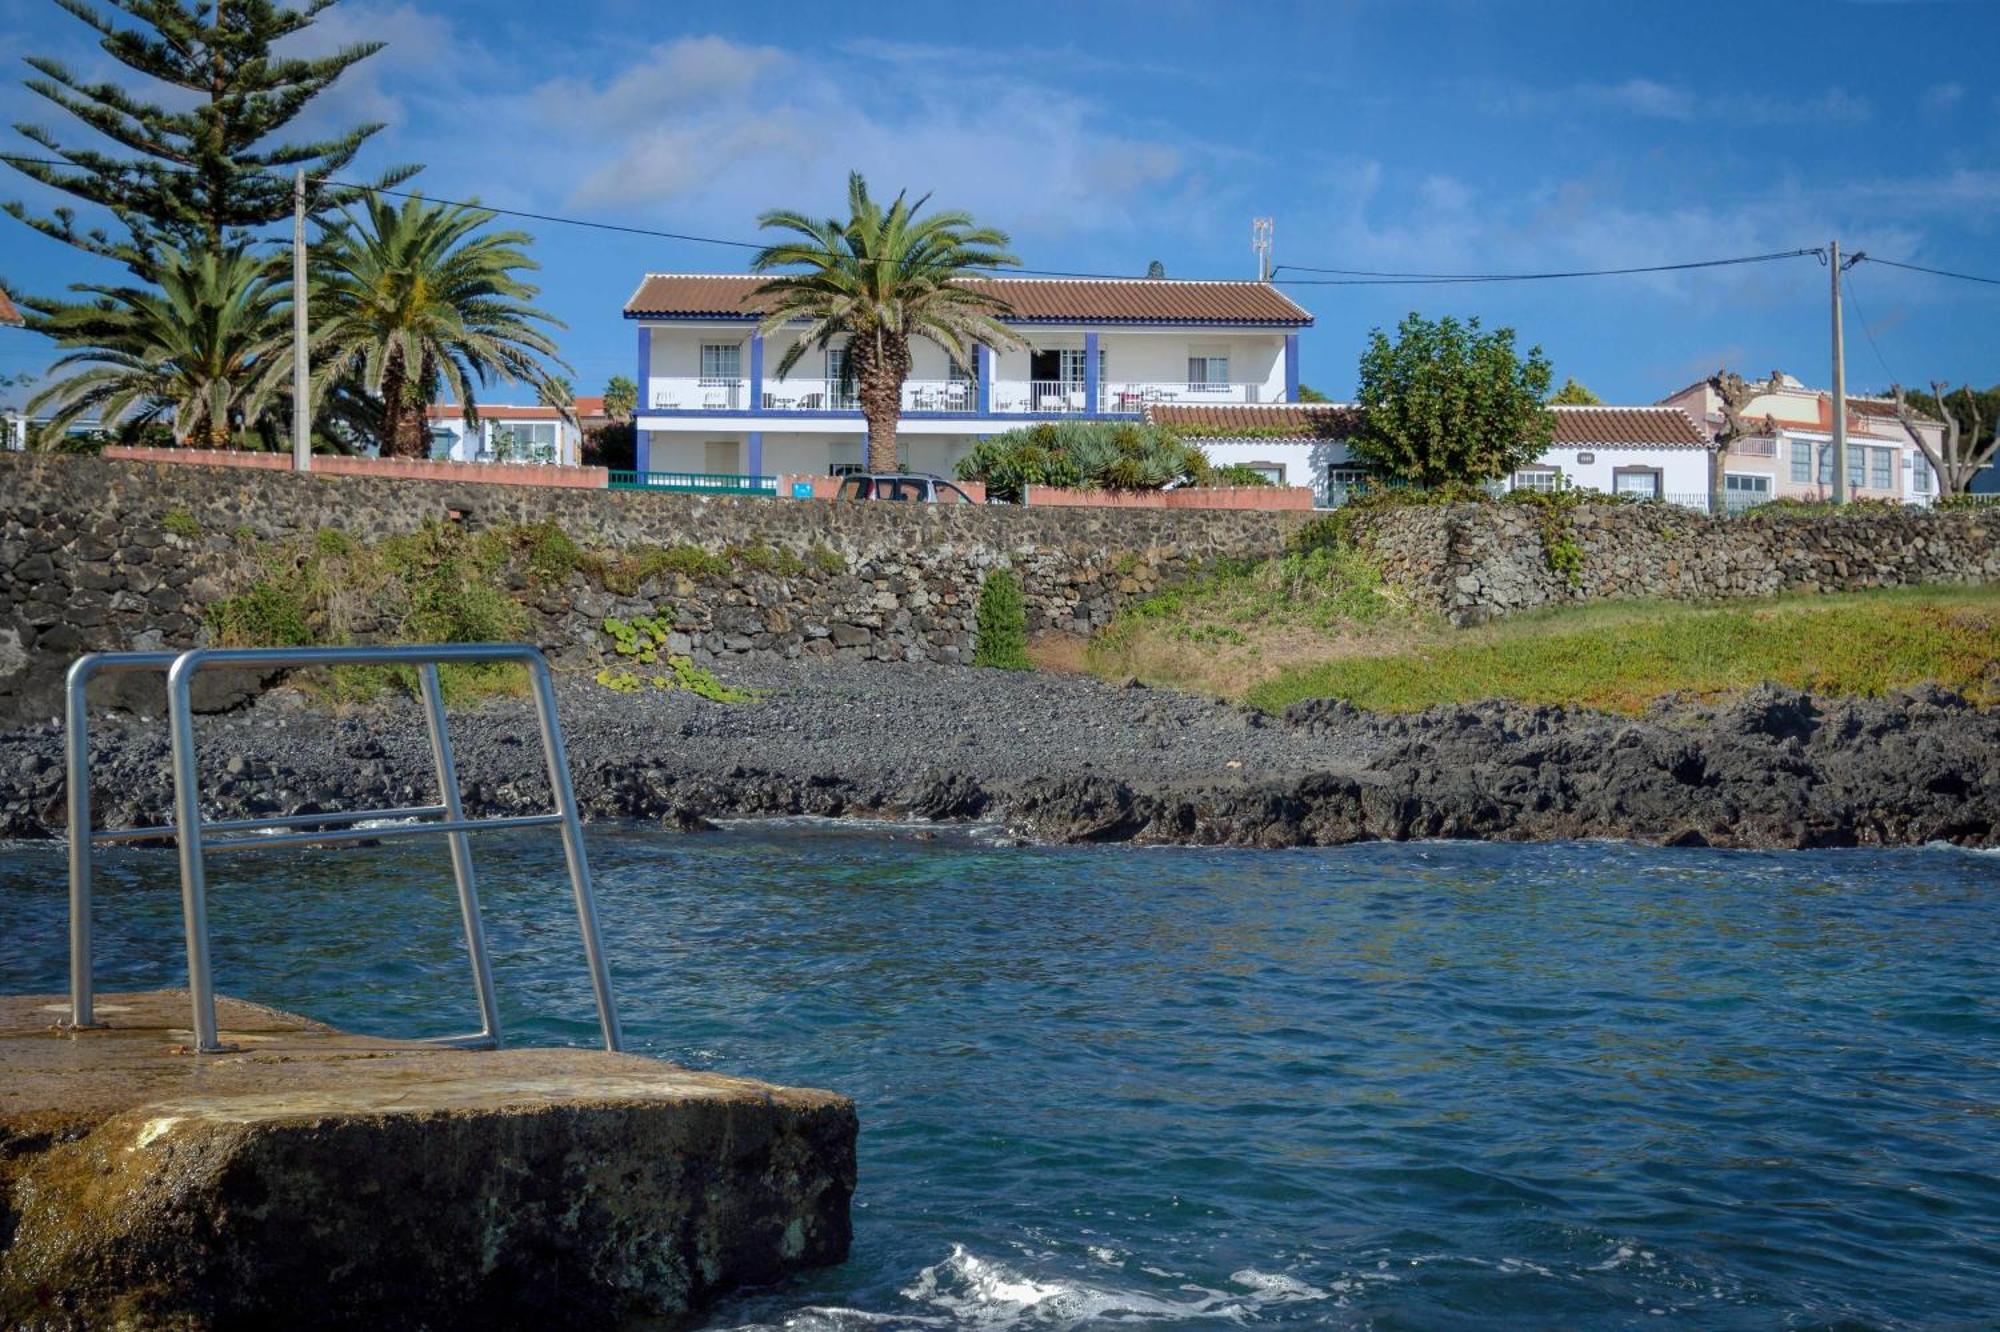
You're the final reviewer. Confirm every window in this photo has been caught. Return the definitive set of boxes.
[1817,443,1834,485]
[1912,456,1933,493]
[1724,473,1771,512]
[828,460,864,478]
[1789,438,1811,484]
[1512,467,1560,493]
[1187,355,1230,390]
[1870,447,1892,491]
[1847,447,1865,490]
[491,421,555,462]
[699,343,740,383]
[428,428,456,461]
[1612,467,1661,499]
[1238,461,1285,484]
[1326,467,1371,506]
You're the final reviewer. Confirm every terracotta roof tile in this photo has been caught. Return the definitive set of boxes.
[1148,403,1709,448]
[0,289,21,326]
[624,274,1312,326]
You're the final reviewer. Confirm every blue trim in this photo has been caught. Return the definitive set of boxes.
[635,428,651,472]
[636,326,651,410]
[1084,332,1100,418]
[1283,334,1300,402]
[747,430,763,475]
[976,345,992,414]
[635,408,1145,425]
[748,332,764,413]
[624,312,1310,328]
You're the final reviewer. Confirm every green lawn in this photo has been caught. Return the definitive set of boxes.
[1239,585,2000,714]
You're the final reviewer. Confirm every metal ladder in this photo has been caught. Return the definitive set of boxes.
[64,644,622,1055]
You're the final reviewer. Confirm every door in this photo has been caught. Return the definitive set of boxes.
[704,440,738,476]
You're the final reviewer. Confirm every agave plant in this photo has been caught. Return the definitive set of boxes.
[753,172,1023,473]
[310,194,570,457]
[26,242,292,446]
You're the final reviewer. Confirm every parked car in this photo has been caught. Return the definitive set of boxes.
[835,472,978,503]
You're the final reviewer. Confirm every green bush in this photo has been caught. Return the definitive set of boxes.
[956,421,1211,502]
[162,509,201,539]
[1212,463,1274,487]
[973,568,1031,669]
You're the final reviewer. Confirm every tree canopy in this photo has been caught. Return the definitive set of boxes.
[6,0,415,271]
[752,171,1020,472]
[1550,377,1601,405]
[1349,313,1553,486]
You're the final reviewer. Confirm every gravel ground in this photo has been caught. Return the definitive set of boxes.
[2,659,1994,850]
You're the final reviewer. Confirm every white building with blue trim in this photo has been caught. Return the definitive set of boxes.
[624,274,1312,483]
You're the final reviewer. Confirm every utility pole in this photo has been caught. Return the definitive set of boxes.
[1252,218,1273,282]
[291,169,311,472]
[1829,239,1846,504]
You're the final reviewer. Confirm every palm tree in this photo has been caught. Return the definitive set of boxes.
[311,194,570,457]
[26,242,291,446]
[753,172,1022,473]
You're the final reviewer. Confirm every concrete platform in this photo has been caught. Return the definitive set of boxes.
[0,991,856,1329]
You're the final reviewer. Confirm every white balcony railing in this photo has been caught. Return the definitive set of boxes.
[648,376,1270,415]
[649,377,747,411]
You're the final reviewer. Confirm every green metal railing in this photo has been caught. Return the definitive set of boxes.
[608,470,778,495]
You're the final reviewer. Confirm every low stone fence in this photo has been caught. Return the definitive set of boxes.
[101,445,609,489]
[0,453,1307,721]
[1024,484,1315,510]
[1353,499,2000,624]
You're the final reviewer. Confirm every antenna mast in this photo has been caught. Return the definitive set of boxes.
[1252,218,1274,282]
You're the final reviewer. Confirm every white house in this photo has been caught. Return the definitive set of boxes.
[1656,374,1941,507]
[423,397,596,467]
[625,274,1312,483]
[1147,402,1714,508]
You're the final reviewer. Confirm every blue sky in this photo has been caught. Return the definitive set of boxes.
[2,0,1996,405]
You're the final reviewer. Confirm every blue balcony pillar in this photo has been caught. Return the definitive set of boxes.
[975,344,992,415]
[747,431,763,476]
[1084,332,1100,416]
[636,326,652,411]
[1283,333,1300,402]
[749,332,764,413]
[636,429,651,473]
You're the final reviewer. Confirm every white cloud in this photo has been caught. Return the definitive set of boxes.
[531,37,1203,238]
[1923,82,1966,113]
[1496,78,1873,126]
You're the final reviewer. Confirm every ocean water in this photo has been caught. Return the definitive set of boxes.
[2,825,1997,1329]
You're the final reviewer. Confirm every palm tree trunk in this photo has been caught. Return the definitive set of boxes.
[856,334,911,474]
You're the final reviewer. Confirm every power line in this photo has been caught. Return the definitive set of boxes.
[1856,255,2000,288]
[1,151,1835,291]
[1271,248,1822,285]
[1841,269,1899,390]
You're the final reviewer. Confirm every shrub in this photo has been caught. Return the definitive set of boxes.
[1351,312,1554,486]
[956,421,1208,502]
[973,568,1031,669]
[162,509,201,539]
[1212,463,1274,487]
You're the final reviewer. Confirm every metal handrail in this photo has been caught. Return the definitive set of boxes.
[65,643,622,1055]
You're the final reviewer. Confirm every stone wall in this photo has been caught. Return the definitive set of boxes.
[0,453,1309,721]
[1354,499,2000,625]
[102,444,610,488]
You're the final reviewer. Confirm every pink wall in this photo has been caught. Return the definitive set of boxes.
[102,446,610,489]
[1024,485,1315,511]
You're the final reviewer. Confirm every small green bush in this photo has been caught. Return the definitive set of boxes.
[974,568,1031,670]
[162,509,201,540]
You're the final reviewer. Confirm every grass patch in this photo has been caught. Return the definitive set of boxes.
[1241,585,2000,714]
[1086,544,1421,695]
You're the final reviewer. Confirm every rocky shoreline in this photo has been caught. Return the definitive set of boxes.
[2,659,1995,852]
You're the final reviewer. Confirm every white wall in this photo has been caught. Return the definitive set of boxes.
[643,430,978,477]
[1531,446,1710,499]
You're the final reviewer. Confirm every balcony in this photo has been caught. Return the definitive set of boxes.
[649,377,749,411]
[641,377,1273,417]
